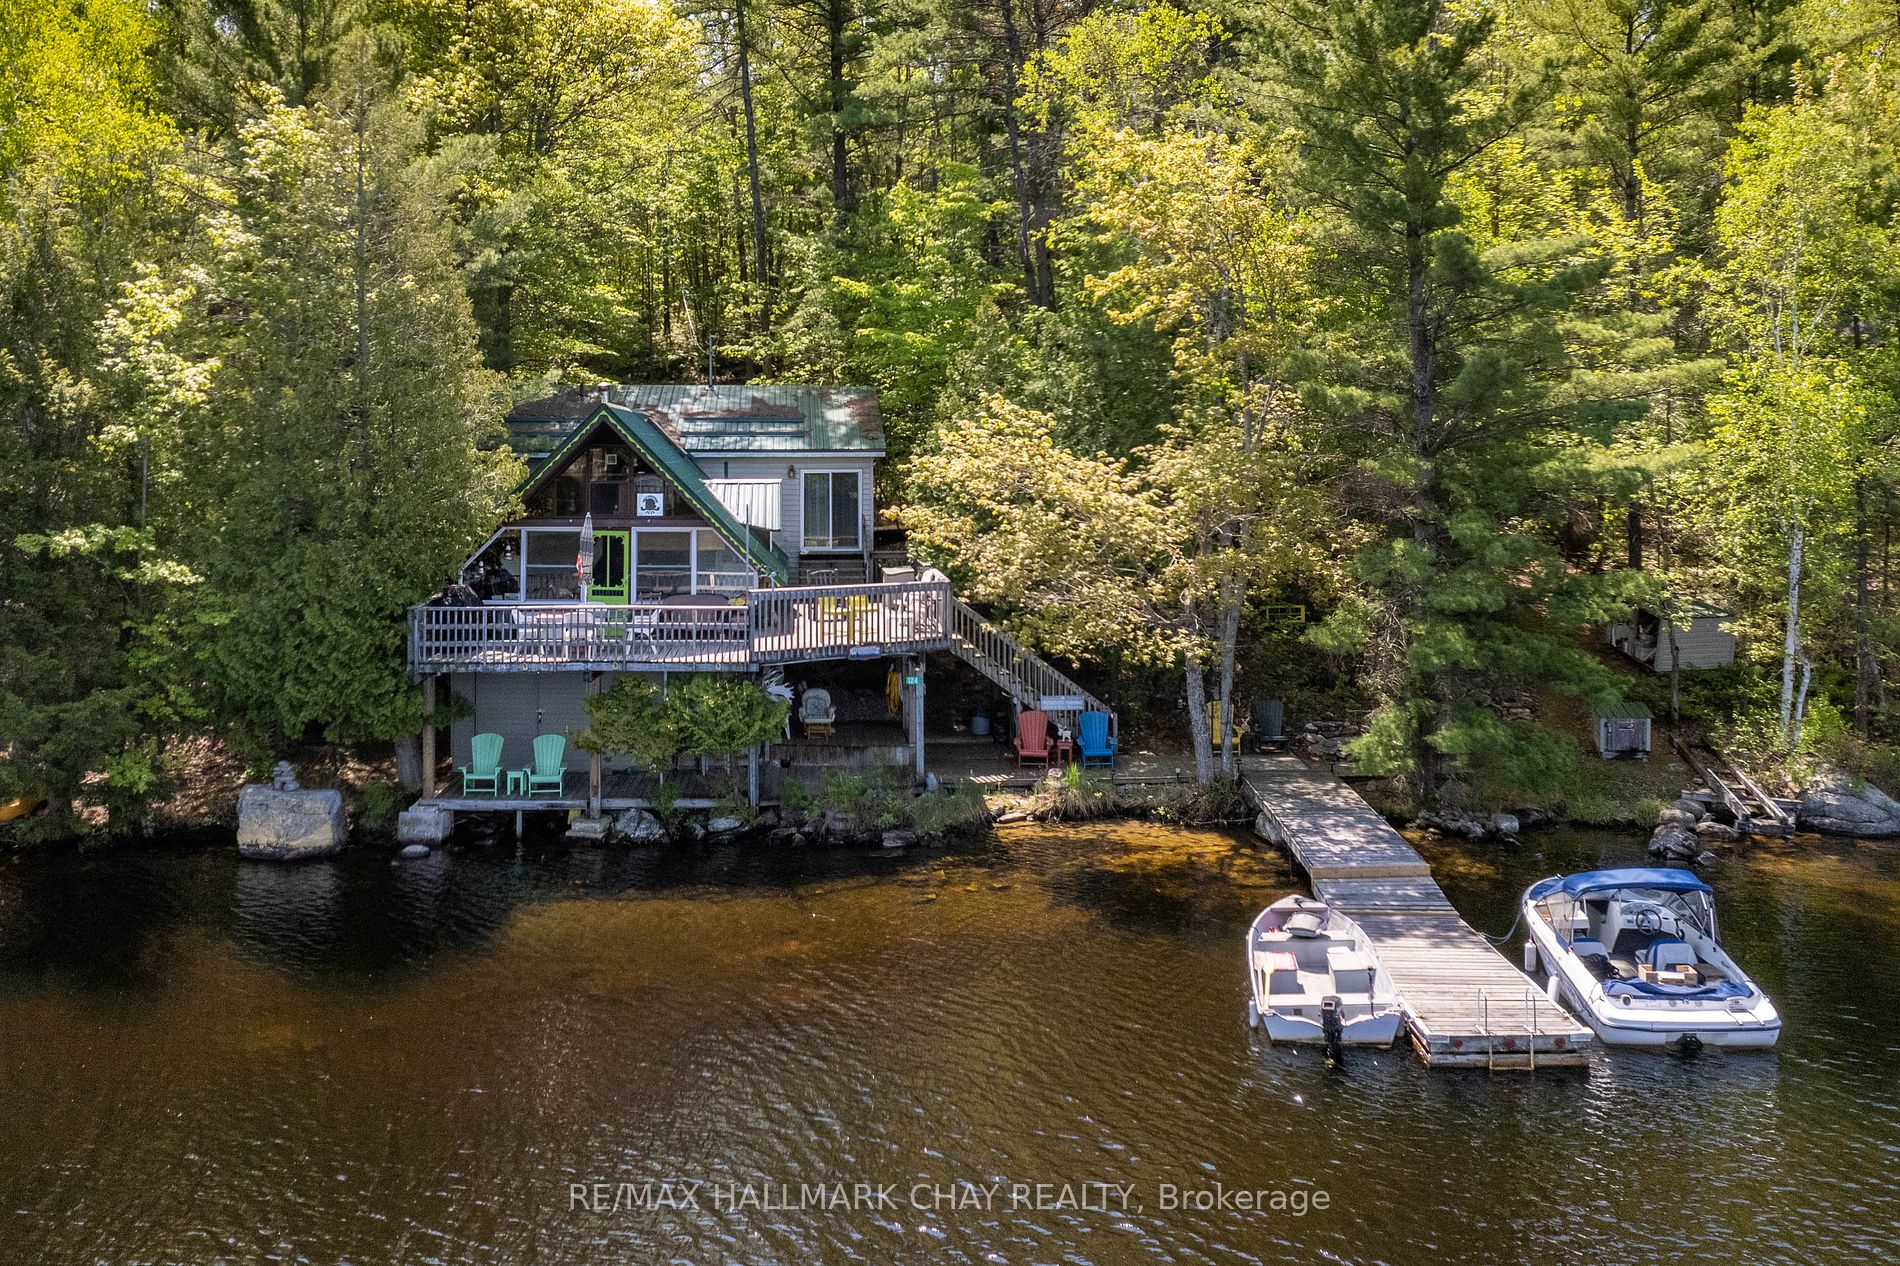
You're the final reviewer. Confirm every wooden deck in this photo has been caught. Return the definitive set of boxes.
[1241,754,1590,1069]
[409,580,952,673]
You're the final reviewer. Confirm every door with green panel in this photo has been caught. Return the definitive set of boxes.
[590,531,630,604]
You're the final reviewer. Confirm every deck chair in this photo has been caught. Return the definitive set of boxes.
[526,734,566,797]
[800,688,836,739]
[1077,711,1116,768]
[1014,710,1053,768]
[1252,698,1287,750]
[460,733,503,796]
[1205,700,1249,749]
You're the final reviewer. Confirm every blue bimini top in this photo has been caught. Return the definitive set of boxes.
[1526,868,1712,902]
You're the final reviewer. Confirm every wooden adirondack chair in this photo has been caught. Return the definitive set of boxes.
[526,734,566,797]
[1205,700,1248,750]
[1014,710,1053,768]
[1077,711,1116,768]
[461,733,504,796]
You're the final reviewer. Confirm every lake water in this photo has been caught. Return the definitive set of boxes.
[2,821,1897,1264]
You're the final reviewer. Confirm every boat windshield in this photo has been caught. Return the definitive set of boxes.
[1622,886,1717,939]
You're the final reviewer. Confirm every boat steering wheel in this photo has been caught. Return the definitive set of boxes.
[1633,905,1665,935]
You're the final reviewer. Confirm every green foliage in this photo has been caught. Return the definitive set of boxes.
[357,778,406,829]
[666,675,789,759]
[580,674,783,798]
[577,677,680,774]
[12,0,1900,830]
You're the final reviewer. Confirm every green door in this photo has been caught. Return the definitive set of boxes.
[590,531,630,604]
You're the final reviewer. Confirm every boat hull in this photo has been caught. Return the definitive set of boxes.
[1542,965,1780,1048]
[1526,904,1780,1050]
[1251,1001,1403,1046]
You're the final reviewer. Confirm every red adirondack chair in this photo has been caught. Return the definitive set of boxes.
[1013,710,1053,768]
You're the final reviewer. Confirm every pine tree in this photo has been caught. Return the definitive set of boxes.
[143,44,519,753]
[1266,0,1638,795]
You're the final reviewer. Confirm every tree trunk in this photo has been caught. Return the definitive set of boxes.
[1406,215,1440,791]
[1217,579,1241,776]
[1184,654,1214,786]
[1856,477,1875,737]
[994,0,1050,309]
[825,0,851,220]
[1780,523,1805,742]
[735,0,769,298]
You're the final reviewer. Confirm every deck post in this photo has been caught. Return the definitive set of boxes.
[747,745,760,807]
[909,656,925,781]
[420,674,437,800]
[586,672,603,819]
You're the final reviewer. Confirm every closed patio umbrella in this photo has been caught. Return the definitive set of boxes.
[576,512,595,601]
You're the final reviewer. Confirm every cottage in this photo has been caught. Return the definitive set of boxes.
[406,385,1112,822]
[1607,601,1736,673]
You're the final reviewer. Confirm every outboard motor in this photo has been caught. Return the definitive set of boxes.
[1321,996,1345,1067]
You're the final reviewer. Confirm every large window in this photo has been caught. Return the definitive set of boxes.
[801,470,861,551]
[695,530,752,594]
[524,529,582,600]
[634,531,692,601]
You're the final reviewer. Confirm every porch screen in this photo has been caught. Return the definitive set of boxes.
[635,532,691,600]
[523,530,582,600]
[801,471,860,550]
[695,530,752,594]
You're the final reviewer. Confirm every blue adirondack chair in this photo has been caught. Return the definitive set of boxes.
[461,733,504,795]
[1077,711,1116,768]
[526,734,567,797]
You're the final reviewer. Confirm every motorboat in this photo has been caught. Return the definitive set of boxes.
[1246,895,1403,1046]
[1522,868,1779,1050]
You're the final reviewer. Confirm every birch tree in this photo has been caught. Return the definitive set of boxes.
[1707,84,1888,745]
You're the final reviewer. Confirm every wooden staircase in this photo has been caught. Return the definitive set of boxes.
[945,598,1116,738]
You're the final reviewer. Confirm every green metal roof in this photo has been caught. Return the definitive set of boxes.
[507,384,883,458]
[519,405,790,582]
[1594,701,1654,720]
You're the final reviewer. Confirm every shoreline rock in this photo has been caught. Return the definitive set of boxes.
[236,785,345,861]
[1798,772,1900,838]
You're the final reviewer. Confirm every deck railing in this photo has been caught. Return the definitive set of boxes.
[408,579,956,672]
[410,602,750,671]
[747,580,952,663]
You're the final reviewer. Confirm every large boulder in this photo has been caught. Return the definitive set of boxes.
[1647,824,1699,863]
[1799,772,1900,838]
[614,808,667,843]
[237,785,345,860]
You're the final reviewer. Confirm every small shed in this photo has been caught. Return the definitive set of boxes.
[1593,701,1653,760]
[1607,601,1736,673]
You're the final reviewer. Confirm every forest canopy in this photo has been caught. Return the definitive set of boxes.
[4,0,1899,823]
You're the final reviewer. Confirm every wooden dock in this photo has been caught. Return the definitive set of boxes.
[1241,754,1590,1069]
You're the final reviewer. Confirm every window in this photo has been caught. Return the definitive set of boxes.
[801,470,861,551]
[695,530,752,594]
[523,529,582,601]
[635,531,692,601]
[462,530,523,601]
[589,480,621,516]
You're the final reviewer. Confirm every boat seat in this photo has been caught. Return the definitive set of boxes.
[1259,951,1302,994]
[1326,945,1375,995]
[1283,912,1327,938]
[1644,938,1696,972]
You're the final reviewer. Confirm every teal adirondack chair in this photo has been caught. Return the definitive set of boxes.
[461,733,504,796]
[526,734,567,797]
